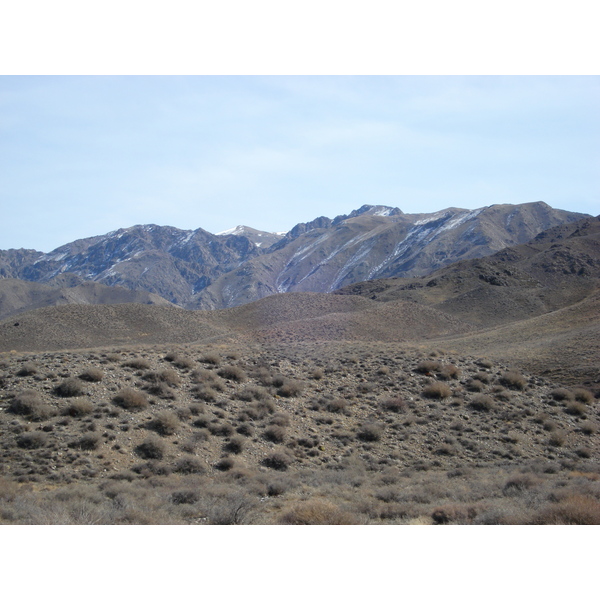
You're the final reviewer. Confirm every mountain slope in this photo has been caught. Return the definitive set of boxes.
[0,202,589,313]
[191,202,588,308]
[336,215,600,327]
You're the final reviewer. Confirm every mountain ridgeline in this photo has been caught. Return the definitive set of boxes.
[0,202,590,316]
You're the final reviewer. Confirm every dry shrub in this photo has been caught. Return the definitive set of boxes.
[310,368,324,380]
[218,365,247,382]
[263,451,293,470]
[438,364,461,380]
[499,371,527,390]
[572,388,596,405]
[174,457,206,474]
[423,382,452,399]
[143,369,181,387]
[79,367,104,382]
[327,397,348,413]
[551,388,574,402]
[17,431,48,449]
[432,504,478,524]
[200,353,221,365]
[171,489,200,505]
[380,396,406,413]
[564,401,587,417]
[54,377,85,397]
[63,398,94,417]
[415,360,442,374]
[357,422,384,442]
[580,422,597,436]
[215,457,236,471]
[150,411,180,436]
[112,388,148,411]
[236,423,255,437]
[122,358,151,370]
[16,362,39,376]
[465,379,485,392]
[503,474,541,496]
[70,432,101,450]
[234,385,270,402]
[277,379,304,398]
[532,495,600,525]
[165,353,195,370]
[10,390,55,421]
[135,434,165,460]
[191,385,218,402]
[549,431,567,447]
[278,499,361,525]
[224,436,245,454]
[473,371,492,383]
[270,412,291,427]
[476,358,493,369]
[209,423,235,437]
[263,425,286,443]
[469,394,495,412]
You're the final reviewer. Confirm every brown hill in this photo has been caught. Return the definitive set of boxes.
[0,278,173,320]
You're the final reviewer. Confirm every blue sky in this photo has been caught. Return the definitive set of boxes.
[1,75,598,252]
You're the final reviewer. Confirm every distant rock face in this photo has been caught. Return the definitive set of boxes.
[190,201,589,308]
[0,202,590,312]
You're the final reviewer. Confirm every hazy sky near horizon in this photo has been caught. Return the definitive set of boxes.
[1,75,598,252]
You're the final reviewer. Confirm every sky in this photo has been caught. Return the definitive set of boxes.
[1,75,598,252]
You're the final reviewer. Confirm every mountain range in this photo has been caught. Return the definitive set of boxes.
[0,201,591,317]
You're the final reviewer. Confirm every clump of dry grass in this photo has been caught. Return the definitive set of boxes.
[278,499,361,525]
[16,362,39,377]
[218,365,247,382]
[135,434,166,460]
[112,388,149,411]
[531,495,600,525]
[380,396,406,413]
[63,398,94,417]
[149,411,180,436]
[122,358,151,370]
[498,371,527,390]
[423,382,452,399]
[79,367,104,382]
[54,377,85,397]
[10,390,55,421]
[469,394,495,412]
[357,422,384,442]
